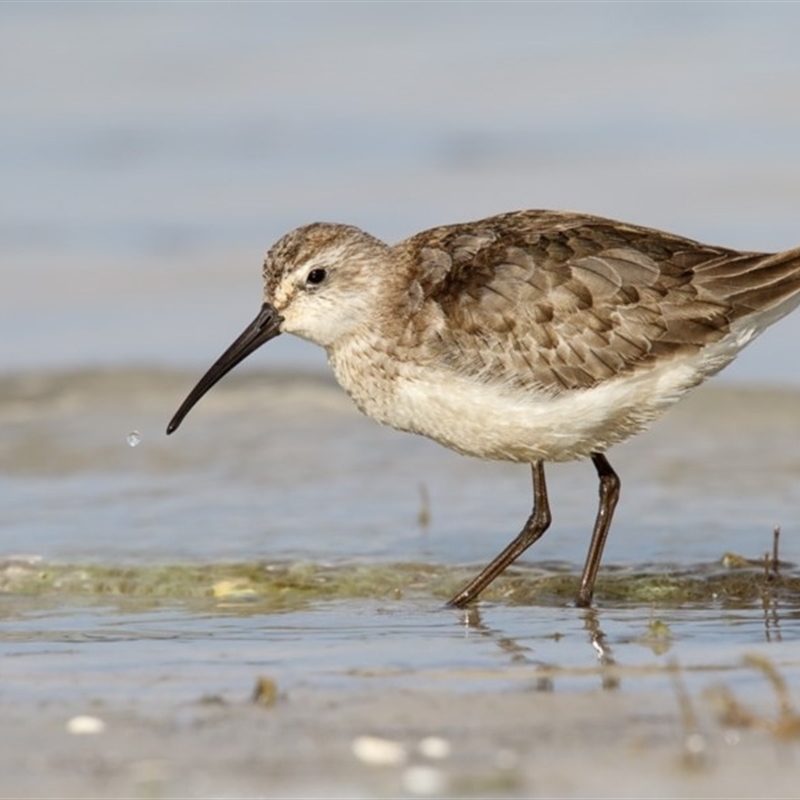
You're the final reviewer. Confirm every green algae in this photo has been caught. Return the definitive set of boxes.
[2,554,798,613]
[0,559,445,613]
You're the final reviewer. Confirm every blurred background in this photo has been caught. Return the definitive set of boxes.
[2,2,800,380]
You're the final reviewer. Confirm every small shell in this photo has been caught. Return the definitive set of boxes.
[402,765,447,795]
[66,715,106,735]
[417,736,451,759]
[351,735,407,766]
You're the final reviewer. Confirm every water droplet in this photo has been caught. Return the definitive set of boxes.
[126,431,142,448]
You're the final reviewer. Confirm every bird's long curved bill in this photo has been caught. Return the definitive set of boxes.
[166,303,283,435]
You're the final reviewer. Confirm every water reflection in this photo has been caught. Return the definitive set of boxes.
[457,604,622,692]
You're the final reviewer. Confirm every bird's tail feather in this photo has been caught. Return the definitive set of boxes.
[698,245,800,324]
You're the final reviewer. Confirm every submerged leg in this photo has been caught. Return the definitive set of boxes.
[447,461,552,608]
[575,452,621,608]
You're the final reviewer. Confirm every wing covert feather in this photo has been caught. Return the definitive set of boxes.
[399,211,749,392]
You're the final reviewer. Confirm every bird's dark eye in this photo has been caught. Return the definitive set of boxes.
[306,268,327,286]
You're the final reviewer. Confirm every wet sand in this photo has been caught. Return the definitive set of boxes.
[3,666,800,798]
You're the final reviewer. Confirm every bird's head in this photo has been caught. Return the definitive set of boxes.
[166,223,389,434]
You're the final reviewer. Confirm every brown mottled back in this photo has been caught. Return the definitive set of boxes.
[395,210,800,392]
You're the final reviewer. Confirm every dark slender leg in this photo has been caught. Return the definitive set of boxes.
[447,461,551,608]
[575,453,621,608]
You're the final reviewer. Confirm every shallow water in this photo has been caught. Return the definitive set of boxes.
[2,368,799,567]
[2,370,799,710]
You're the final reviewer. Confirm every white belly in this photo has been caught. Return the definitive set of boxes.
[393,366,703,462]
[327,326,752,464]
[335,356,708,463]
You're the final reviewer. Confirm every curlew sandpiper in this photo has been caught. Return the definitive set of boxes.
[167,210,800,607]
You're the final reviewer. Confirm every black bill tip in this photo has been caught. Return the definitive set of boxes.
[166,303,283,435]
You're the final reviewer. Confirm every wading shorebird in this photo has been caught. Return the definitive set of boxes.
[167,210,800,607]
